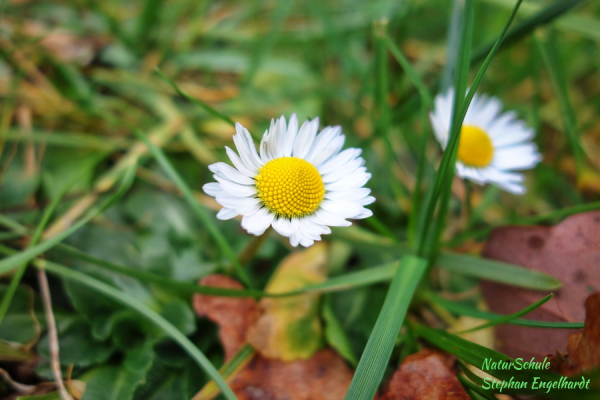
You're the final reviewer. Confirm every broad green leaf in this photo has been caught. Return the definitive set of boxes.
[0,285,39,345]
[322,295,357,366]
[37,316,115,368]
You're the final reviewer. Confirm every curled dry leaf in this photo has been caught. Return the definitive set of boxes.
[481,211,600,359]
[193,274,259,361]
[379,349,470,400]
[551,292,600,376]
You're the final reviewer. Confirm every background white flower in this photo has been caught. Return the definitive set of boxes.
[430,89,542,194]
[203,114,375,247]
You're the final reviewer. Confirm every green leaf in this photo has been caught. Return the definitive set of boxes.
[37,316,115,368]
[0,285,39,344]
[345,255,428,400]
[322,295,357,366]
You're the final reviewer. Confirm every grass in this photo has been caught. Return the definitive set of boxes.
[0,0,599,399]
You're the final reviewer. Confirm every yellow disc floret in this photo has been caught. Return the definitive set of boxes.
[458,125,494,168]
[255,157,325,218]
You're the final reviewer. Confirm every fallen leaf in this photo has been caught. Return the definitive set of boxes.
[551,292,600,376]
[246,243,327,361]
[227,349,353,400]
[481,211,600,359]
[379,349,470,400]
[193,274,259,361]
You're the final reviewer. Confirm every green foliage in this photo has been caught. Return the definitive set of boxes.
[0,0,598,398]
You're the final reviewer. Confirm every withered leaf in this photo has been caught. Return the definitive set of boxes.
[552,292,600,376]
[481,211,600,359]
[228,349,353,400]
[379,349,470,400]
[193,274,259,361]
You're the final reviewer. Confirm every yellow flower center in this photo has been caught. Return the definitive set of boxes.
[458,125,494,168]
[255,157,325,218]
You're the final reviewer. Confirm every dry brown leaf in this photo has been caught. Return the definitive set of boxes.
[379,349,470,400]
[228,349,353,400]
[481,211,600,359]
[193,274,259,361]
[551,292,600,376]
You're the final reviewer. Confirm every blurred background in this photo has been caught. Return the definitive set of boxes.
[0,0,599,399]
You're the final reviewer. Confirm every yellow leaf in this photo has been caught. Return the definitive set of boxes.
[246,243,327,361]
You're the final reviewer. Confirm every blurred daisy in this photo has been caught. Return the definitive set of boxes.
[430,89,541,194]
[203,114,374,247]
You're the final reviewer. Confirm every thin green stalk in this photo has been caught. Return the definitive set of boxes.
[133,130,252,288]
[427,292,582,329]
[456,294,552,333]
[345,255,428,400]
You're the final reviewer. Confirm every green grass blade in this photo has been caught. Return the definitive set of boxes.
[345,255,427,400]
[135,0,164,53]
[415,0,475,257]
[0,165,136,275]
[427,292,583,329]
[436,252,561,290]
[535,31,585,176]
[38,259,237,400]
[422,0,524,259]
[155,67,235,127]
[457,294,553,333]
[133,130,252,288]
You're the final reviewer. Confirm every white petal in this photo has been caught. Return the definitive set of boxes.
[233,123,261,173]
[209,162,254,185]
[325,168,371,191]
[358,196,376,206]
[216,194,257,209]
[314,209,351,227]
[215,176,256,197]
[217,207,238,220]
[272,217,293,237]
[293,118,319,159]
[225,147,256,177]
[325,188,371,202]
[282,113,298,157]
[202,182,222,197]
[322,157,364,183]
[493,145,541,171]
[320,200,364,218]
[241,208,274,235]
[319,148,362,175]
[260,128,272,162]
[354,208,373,219]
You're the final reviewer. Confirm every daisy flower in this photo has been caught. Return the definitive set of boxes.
[430,89,542,194]
[203,114,375,247]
